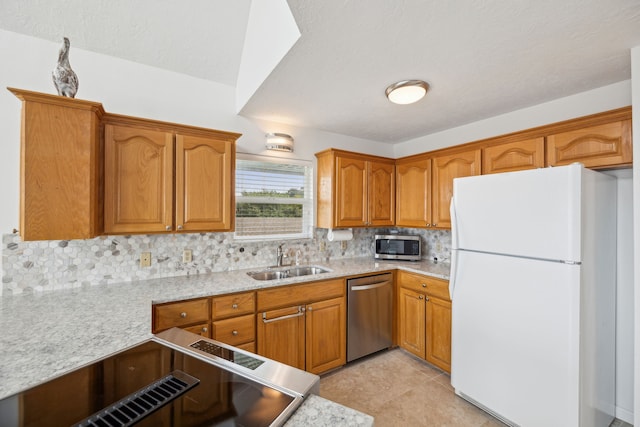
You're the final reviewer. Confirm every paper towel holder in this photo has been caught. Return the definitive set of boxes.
[327,228,353,242]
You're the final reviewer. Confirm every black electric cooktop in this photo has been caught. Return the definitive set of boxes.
[0,329,319,427]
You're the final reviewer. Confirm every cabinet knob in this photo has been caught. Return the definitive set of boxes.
[426,223,431,227]
[308,306,313,311]
[232,330,239,336]
[166,225,171,231]
[201,327,208,333]
[419,295,424,300]
[433,223,437,227]
[232,303,238,309]
[180,312,187,318]
[177,225,183,230]
[425,296,430,301]
[422,283,427,288]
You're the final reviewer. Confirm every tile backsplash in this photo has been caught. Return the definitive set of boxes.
[2,228,450,294]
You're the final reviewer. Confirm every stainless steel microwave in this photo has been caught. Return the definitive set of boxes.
[374,234,421,261]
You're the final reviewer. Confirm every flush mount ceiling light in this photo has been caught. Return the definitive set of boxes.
[265,133,294,152]
[385,80,430,105]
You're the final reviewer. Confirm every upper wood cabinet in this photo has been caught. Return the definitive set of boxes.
[316,149,395,228]
[482,137,545,174]
[10,88,240,240]
[395,149,480,230]
[104,125,174,234]
[431,149,481,229]
[103,116,238,234]
[395,157,431,228]
[10,88,105,241]
[546,120,632,168]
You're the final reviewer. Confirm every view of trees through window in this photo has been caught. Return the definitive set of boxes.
[235,155,312,238]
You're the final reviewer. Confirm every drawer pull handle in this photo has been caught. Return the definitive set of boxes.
[232,303,238,309]
[232,330,239,336]
[262,307,304,324]
[180,312,187,318]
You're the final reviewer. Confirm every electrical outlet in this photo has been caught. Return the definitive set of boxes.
[183,249,193,263]
[340,241,347,251]
[140,252,152,268]
[319,240,326,251]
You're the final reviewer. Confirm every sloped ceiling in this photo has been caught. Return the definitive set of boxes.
[2,0,640,143]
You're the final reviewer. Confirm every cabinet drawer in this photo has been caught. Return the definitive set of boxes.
[397,270,450,300]
[213,314,255,346]
[153,298,210,332]
[212,292,255,320]
[257,278,345,311]
[182,323,211,338]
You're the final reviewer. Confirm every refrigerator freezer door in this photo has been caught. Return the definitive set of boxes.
[451,164,582,262]
[451,250,580,427]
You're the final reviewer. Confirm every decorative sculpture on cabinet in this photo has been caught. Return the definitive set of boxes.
[52,37,79,98]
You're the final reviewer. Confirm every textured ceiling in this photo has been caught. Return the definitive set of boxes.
[0,0,251,85]
[2,0,640,143]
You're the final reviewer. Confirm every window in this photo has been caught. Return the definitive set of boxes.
[235,153,313,240]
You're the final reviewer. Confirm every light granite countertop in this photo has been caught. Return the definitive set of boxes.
[0,256,449,424]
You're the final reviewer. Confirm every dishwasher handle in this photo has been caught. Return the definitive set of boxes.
[350,280,391,292]
[262,306,305,324]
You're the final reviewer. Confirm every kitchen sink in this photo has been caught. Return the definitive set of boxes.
[247,265,330,281]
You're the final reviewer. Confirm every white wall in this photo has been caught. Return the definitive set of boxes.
[394,81,632,158]
[631,45,640,427]
[0,29,393,236]
[605,168,634,422]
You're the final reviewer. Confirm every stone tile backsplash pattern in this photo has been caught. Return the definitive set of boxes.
[2,228,450,294]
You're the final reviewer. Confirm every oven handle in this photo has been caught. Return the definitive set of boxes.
[262,306,305,323]
[350,280,391,291]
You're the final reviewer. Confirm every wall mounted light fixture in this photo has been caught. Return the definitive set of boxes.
[385,80,430,105]
[265,133,294,152]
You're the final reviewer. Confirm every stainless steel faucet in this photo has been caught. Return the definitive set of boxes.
[276,244,284,267]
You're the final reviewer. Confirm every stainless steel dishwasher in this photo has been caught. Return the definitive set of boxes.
[347,272,393,362]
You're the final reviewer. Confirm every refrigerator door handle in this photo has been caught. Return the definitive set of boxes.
[449,197,458,299]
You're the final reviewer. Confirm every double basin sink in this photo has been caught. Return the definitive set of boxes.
[247,265,330,281]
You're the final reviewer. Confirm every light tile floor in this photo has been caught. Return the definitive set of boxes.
[319,348,633,427]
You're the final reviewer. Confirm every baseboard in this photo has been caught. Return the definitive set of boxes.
[615,406,634,424]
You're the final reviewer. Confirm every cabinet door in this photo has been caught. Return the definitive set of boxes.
[431,149,481,228]
[482,138,545,174]
[396,158,431,227]
[368,161,395,226]
[175,134,233,231]
[257,306,306,370]
[306,297,346,374]
[546,120,632,169]
[104,124,174,233]
[398,287,426,359]
[335,156,367,226]
[426,296,452,373]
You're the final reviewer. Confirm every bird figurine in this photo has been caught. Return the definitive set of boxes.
[52,37,79,98]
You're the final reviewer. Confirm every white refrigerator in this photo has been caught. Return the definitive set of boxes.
[449,164,616,427]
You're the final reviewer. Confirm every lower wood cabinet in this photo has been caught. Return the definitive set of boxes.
[256,278,346,374]
[152,291,256,351]
[397,271,451,373]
